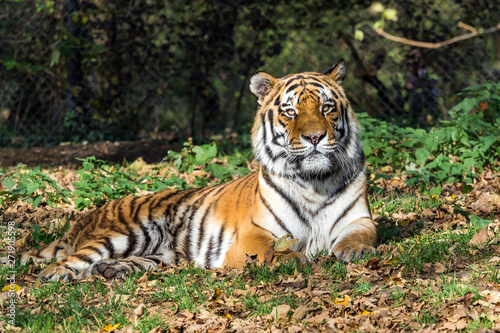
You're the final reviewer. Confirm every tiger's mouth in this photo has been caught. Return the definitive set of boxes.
[309,149,321,155]
[293,149,333,174]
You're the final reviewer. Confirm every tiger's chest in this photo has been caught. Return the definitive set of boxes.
[257,170,369,256]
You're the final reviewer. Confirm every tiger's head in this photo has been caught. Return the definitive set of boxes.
[249,59,363,178]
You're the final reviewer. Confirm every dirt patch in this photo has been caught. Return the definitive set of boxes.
[0,139,180,167]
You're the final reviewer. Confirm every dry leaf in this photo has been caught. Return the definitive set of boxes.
[434,262,447,274]
[270,304,291,321]
[134,303,146,317]
[274,234,299,253]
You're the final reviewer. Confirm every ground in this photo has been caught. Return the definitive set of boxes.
[0,139,178,167]
[1,143,500,332]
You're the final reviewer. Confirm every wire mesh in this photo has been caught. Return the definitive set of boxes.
[0,0,498,147]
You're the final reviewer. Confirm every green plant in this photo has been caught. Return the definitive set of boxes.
[166,141,252,184]
[359,83,500,187]
[352,281,373,296]
[0,165,71,208]
[166,142,218,174]
[72,157,142,209]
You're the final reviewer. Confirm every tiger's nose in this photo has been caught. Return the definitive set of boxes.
[301,132,326,145]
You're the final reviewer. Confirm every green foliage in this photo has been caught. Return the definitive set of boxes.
[359,83,500,187]
[72,157,142,209]
[167,142,218,174]
[0,141,253,211]
[0,165,71,209]
[166,141,251,184]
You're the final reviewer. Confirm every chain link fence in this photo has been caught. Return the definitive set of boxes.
[0,0,498,147]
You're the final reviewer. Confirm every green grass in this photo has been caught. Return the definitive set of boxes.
[352,281,373,296]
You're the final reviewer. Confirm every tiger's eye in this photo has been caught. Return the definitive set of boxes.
[284,109,296,117]
[322,104,332,113]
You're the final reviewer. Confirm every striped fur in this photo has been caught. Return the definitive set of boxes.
[21,59,376,281]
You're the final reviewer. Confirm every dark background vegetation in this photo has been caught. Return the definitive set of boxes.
[0,0,498,148]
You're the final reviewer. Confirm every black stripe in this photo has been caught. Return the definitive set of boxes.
[328,192,363,235]
[330,89,338,99]
[304,76,323,83]
[251,217,278,240]
[123,225,138,257]
[74,253,93,264]
[329,237,337,250]
[129,261,142,271]
[258,190,294,238]
[261,170,309,226]
[129,196,140,221]
[196,206,212,254]
[205,237,214,267]
[62,264,77,273]
[308,81,324,89]
[286,83,300,93]
[278,118,287,128]
[138,220,152,254]
[182,222,193,261]
[212,182,228,196]
[52,245,65,257]
[268,109,275,135]
[261,113,267,143]
[274,95,281,105]
[102,237,115,258]
[81,245,105,257]
[151,221,164,254]
[216,224,225,261]
[146,256,162,265]
[265,145,277,161]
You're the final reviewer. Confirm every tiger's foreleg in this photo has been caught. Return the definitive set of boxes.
[37,247,108,281]
[80,255,167,279]
[332,217,377,262]
[19,237,71,265]
[19,222,82,265]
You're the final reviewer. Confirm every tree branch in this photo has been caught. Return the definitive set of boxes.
[374,22,500,49]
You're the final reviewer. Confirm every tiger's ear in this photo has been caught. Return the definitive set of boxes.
[325,59,346,83]
[249,72,277,105]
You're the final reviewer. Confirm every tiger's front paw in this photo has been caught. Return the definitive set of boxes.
[275,250,308,266]
[91,260,129,279]
[38,263,76,282]
[334,243,375,263]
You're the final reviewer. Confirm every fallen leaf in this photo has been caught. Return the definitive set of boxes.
[357,309,373,316]
[292,304,310,321]
[270,304,290,321]
[134,303,146,317]
[102,323,120,332]
[1,284,21,292]
[434,262,447,274]
[274,234,298,253]
[333,295,351,307]
[469,228,490,246]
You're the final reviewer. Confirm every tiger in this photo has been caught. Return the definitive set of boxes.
[19,59,377,281]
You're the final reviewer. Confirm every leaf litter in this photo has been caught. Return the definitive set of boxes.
[1,164,500,332]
